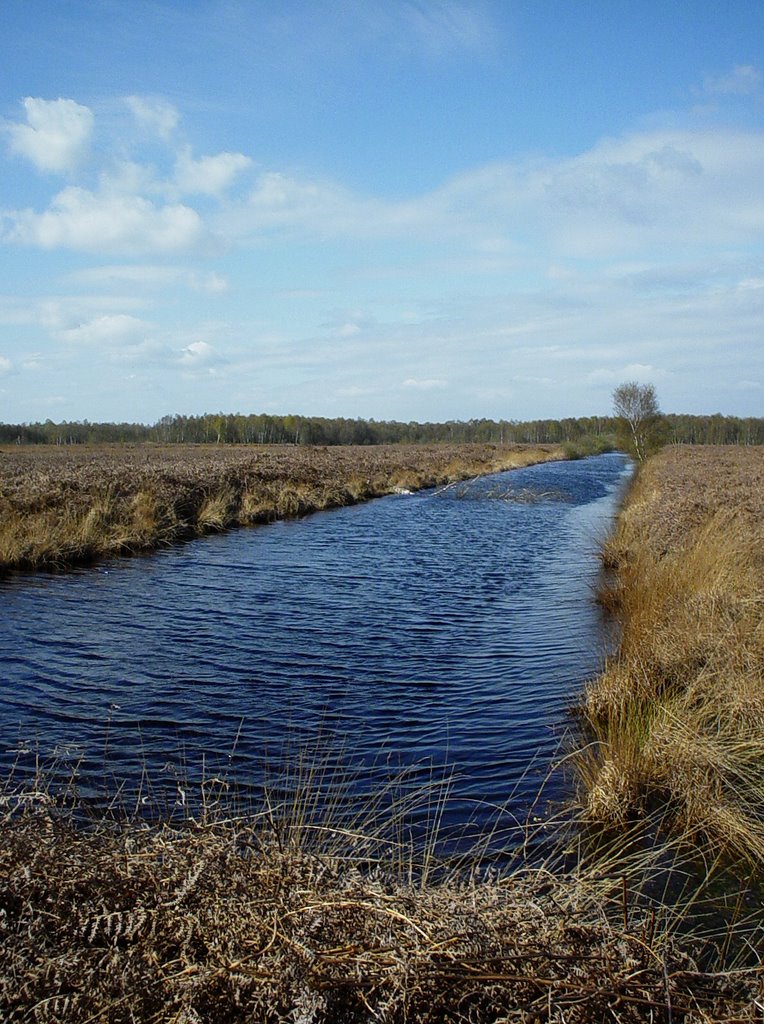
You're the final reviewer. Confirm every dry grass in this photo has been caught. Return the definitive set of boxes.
[578,446,764,866]
[0,443,563,574]
[2,776,761,1024]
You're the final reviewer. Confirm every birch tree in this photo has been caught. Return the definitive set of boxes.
[612,381,663,462]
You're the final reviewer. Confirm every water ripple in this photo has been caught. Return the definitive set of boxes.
[0,454,630,836]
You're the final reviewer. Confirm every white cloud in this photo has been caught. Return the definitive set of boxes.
[100,159,160,197]
[0,356,12,376]
[335,385,378,398]
[338,322,361,337]
[38,296,148,336]
[353,1,495,59]
[200,272,229,294]
[68,265,229,293]
[6,186,205,254]
[221,126,764,259]
[402,377,447,390]
[56,314,150,345]
[623,362,664,379]
[241,172,366,234]
[399,0,493,57]
[704,64,761,96]
[179,340,223,367]
[5,97,93,173]
[125,95,179,139]
[175,147,253,195]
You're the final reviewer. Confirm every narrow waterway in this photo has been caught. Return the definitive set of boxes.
[0,454,629,849]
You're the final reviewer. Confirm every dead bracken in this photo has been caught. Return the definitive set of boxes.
[1,794,761,1024]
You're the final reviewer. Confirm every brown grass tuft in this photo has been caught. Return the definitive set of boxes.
[577,446,764,867]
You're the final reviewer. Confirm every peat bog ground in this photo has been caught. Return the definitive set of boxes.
[0,442,563,574]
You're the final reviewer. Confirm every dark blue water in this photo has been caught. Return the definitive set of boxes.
[0,454,629,848]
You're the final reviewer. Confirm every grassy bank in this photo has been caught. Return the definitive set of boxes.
[2,776,761,1023]
[578,445,764,867]
[0,442,562,574]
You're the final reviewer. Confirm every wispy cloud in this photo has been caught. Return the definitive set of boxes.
[402,377,447,390]
[398,1,494,57]
[703,64,761,96]
[217,127,764,258]
[67,265,229,294]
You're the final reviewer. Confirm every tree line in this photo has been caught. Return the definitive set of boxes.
[0,410,762,447]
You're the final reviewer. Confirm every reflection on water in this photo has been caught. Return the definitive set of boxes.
[0,453,630,845]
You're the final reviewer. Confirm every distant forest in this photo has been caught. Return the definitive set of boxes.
[1,411,762,447]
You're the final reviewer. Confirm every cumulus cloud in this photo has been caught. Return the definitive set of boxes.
[5,97,93,173]
[179,340,224,367]
[175,147,253,195]
[0,356,12,375]
[703,64,761,96]
[55,314,150,345]
[125,95,180,139]
[6,186,205,254]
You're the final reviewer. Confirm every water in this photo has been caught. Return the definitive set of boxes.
[0,453,630,848]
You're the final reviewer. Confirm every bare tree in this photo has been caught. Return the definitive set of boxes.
[612,381,663,462]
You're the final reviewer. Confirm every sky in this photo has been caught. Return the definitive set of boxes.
[1,1,763,425]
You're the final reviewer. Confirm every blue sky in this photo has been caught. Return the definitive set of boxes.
[1,1,763,425]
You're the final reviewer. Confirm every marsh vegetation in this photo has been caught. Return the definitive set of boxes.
[578,445,764,864]
[1,444,763,1020]
[0,442,562,574]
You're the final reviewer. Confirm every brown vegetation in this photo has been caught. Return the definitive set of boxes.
[579,446,764,865]
[2,443,764,1019]
[2,784,761,1023]
[0,443,562,574]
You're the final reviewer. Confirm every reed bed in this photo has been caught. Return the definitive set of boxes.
[578,446,764,868]
[0,442,562,574]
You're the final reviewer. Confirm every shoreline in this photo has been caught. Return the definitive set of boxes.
[0,441,564,575]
